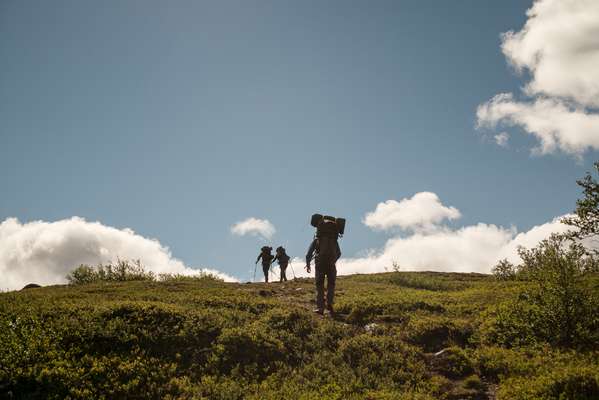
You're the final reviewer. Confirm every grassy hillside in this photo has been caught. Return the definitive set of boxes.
[2,272,598,399]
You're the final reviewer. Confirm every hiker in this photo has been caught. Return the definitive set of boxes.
[256,246,274,283]
[305,214,345,315]
[272,246,291,282]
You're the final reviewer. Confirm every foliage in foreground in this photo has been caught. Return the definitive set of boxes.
[2,271,598,399]
[489,235,599,349]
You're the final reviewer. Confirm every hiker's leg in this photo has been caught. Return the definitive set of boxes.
[314,263,325,311]
[263,266,269,283]
[282,266,287,282]
[326,263,337,309]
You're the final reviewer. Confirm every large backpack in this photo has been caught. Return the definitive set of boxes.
[276,246,290,264]
[260,246,273,264]
[315,216,341,264]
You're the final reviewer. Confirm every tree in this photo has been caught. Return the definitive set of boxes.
[515,234,597,347]
[491,259,516,281]
[562,161,599,254]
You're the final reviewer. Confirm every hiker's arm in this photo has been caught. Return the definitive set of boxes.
[335,241,341,261]
[256,254,262,264]
[305,240,316,272]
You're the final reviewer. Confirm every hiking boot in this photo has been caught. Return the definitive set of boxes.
[326,305,335,315]
[313,308,324,315]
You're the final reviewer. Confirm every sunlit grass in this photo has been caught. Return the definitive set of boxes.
[1,271,598,399]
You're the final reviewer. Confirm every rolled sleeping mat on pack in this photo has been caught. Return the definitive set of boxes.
[323,215,336,222]
[311,213,346,235]
[311,213,323,228]
[336,218,346,235]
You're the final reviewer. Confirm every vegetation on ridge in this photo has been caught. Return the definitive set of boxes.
[2,269,598,399]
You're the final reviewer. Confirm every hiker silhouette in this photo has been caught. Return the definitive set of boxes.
[272,246,291,282]
[256,246,274,283]
[305,214,344,315]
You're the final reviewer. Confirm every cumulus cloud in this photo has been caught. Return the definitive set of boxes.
[0,217,237,291]
[476,0,599,157]
[231,217,276,240]
[478,94,599,156]
[337,194,572,275]
[501,0,599,107]
[363,192,461,232]
[494,132,510,148]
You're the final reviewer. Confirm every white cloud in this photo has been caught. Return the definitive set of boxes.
[494,132,510,148]
[363,192,461,232]
[477,0,599,157]
[0,217,237,291]
[478,94,599,156]
[501,0,599,107]
[497,216,572,263]
[231,217,276,240]
[338,215,571,276]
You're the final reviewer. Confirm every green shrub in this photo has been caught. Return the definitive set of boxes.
[488,235,599,348]
[491,259,517,281]
[209,325,287,379]
[389,273,470,291]
[66,260,225,286]
[480,299,546,348]
[67,259,155,284]
[430,347,474,379]
[342,299,390,325]
[462,374,484,390]
[338,296,443,326]
[473,346,536,381]
[405,317,472,352]
[338,333,427,389]
[498,366,599,400]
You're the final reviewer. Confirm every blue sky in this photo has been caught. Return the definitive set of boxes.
[2,0,598,285]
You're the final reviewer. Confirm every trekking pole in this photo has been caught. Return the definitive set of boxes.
[289,262,296,279]
[253,263,257,282]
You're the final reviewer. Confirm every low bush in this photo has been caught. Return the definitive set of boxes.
[66,260,224,285]
[429,347,474,379]
[491,259,517,281]
[473,346,537,381]
[484,235,599,349]
[498,365,599,400]
[389,273,470,291]
[209,325,288,379]
[338,333,427,390]
[67,259,155,284]
[405,317,472,352]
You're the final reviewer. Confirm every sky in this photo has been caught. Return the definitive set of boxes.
[2,0,599,289]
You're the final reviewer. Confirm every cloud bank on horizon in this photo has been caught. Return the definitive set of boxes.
[337,192,571,276]
[0,217,237,291]
[0,191,574,289]
[231,217,276,240]
[477,0,599,157]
